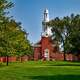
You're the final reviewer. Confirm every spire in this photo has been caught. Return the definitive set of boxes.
[43,8,49,22]
[42,8,52,37]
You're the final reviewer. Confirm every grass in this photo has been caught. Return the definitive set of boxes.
[0,61,80,80]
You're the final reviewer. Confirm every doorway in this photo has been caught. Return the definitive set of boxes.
[44,49,49,60]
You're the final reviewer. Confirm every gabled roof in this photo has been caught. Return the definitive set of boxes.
[33,36,58,48]
[33,40,41,47]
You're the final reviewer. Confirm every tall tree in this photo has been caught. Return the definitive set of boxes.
[47,17,67,60]
[47,13,80,60]
[67,14,80,55]
[0,0,14,66]
[0,0,33,65]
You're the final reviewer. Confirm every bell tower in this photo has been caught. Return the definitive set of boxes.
[42,8,52,37]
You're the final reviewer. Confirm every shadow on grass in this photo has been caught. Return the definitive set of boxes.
[26,75,80,80]
[46,62,80,66]
[0,63,6,67]
[47,64,80,66]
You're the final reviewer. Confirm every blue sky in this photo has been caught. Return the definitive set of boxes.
[10,0,80,43]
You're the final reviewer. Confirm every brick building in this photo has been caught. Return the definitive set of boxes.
[34,9,60,61]
[34,36,61,61]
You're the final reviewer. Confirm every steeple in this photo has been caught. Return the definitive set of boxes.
[42,8,52,37]
[44,8,49,22]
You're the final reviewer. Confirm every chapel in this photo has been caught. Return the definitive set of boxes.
[34,9,60,61]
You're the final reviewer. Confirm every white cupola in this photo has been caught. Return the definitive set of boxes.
[42,8,52,37]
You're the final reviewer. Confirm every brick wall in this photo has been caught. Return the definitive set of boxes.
[0,55,32,62]
[0,56,16,62]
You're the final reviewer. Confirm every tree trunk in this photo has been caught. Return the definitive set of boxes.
[6,55,8,66]
[63,52,66,61]
[63,39,66,61]
[20,56,23,63]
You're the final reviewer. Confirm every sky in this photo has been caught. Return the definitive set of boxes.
[10,0,80,43]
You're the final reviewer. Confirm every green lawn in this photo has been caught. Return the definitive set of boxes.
[0,61,80,80]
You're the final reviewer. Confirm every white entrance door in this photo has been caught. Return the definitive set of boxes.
[44,49,49,60]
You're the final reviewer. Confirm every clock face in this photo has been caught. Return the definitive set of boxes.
[44,32,48,37]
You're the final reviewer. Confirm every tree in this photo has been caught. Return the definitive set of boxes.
[67,14,80,55]
[0,0,14,66]
[47,13,80,60]
[47,17,67,60]
[0,0,33,65]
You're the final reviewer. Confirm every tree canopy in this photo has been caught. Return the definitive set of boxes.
[47,13,80,57]
[0,0,33,57]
